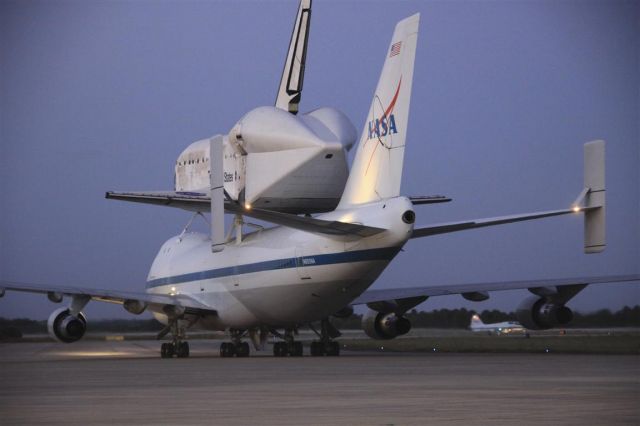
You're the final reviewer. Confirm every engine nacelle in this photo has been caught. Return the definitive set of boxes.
[123,299,147,315]
[47,307,87,343]
[333,305,354,318]
[516,296,573,330]
[362,309,412,340]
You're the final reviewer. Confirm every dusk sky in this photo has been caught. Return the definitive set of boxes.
[1,0,638,320]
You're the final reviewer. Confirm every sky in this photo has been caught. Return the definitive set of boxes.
[1,0,638,320]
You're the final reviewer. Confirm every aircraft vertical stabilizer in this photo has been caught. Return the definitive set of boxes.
[339,14,420,208]
[583,140,606,253]
[210,135,225,252]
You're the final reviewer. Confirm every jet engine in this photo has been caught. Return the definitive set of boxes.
[47,307,87,343]
[362,309,411,340]
[516,296,573,330]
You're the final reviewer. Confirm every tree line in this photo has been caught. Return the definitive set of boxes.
[331,306,640,329]
[1,306,638,338]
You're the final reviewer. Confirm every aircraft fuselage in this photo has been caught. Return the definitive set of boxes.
[146,197,414,330]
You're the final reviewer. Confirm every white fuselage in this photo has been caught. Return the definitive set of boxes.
[146,197,414,330]
[470,320,524,334]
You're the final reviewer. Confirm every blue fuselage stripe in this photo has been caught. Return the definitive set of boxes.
[146,247,400,289]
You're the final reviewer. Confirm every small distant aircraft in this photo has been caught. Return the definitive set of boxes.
[1,1,638,359]
[469,314,525,335]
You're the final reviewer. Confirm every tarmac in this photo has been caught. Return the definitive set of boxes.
[1,339,638,425]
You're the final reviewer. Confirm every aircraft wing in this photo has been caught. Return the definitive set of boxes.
[351,274,640,309]
[0,280,217,314]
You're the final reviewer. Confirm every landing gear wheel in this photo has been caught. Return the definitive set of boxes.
[176,341,190,358]
[310,341,324,356]
[160,342,173,358]
[290,341,303,357]
[326,341,340,356]
[235,342,250,357]
[273,341,288,357]
[309,318,342,357]
[220,342,236,358]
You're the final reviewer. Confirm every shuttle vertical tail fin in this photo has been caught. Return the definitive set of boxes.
[338,13,420,208]
[275,0,311,115]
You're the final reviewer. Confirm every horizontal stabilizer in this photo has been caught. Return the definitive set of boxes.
[411,208,584,238]
[106,191,210,212]
[409,195,451,205]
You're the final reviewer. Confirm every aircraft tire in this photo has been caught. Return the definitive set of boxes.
[310,341,324,356]
[326,341,340,356]
[176,341,189,358]
[220,342,235,358]
[273,342,287,357]
[235,342,250,357]
[161,342,175,358]
[291,341,303,357]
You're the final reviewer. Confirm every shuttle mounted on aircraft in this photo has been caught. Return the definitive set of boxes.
[2,0,638,358]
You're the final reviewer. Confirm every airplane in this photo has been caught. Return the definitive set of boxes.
[1,1,638,359]
[469,314,525,335]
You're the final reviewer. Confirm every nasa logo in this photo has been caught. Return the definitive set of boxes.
[367,114,398,140]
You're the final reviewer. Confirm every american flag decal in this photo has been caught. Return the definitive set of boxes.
[389,41,402,57]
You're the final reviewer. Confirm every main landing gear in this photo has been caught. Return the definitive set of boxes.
[159,319,190,359]
[272,328,303,357]
[161,341,189,358]
[309,318,341,356]
[220,329,251,358]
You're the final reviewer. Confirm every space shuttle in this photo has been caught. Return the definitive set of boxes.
[109,1,355,215]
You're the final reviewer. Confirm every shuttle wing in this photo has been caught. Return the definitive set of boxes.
[106,191,450,210]
[106,191,386,238]
[0,280,217,315]
[351,274,640,308]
